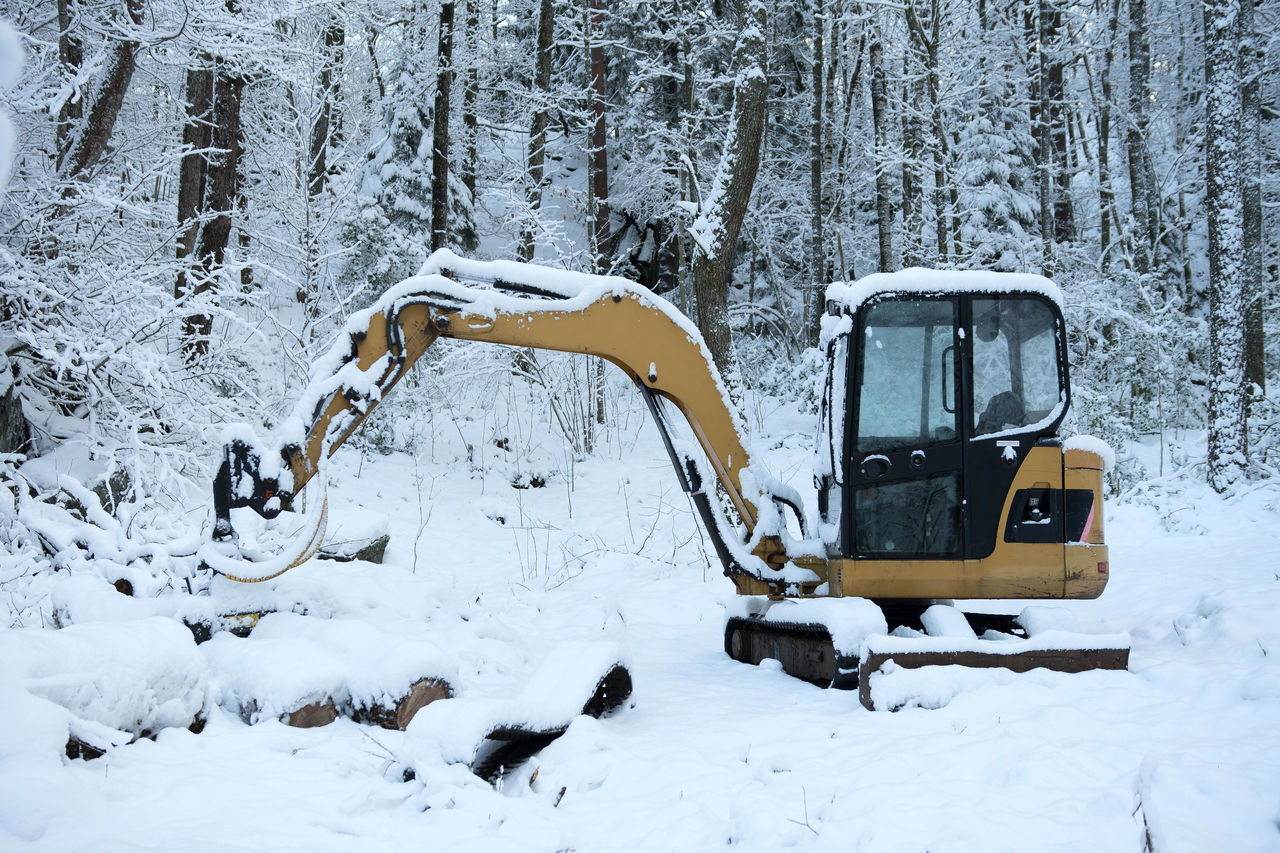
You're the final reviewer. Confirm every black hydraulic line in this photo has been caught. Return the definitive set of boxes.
[489,278,565,300]
[637,382,748,582]
[637,382,692,494]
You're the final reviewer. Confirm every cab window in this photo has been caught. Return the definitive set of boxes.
[857,299,957,453]
[971,297,1062,437]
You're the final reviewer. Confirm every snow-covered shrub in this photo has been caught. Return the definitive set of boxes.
[953,98,1038,273]
[735,333,823,419]
[1247,395,1280,480]
[1062,269,1205,491]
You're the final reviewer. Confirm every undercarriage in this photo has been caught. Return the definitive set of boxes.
[725,600,1129,709]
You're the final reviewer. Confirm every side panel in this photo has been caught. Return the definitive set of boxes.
[1063,448,1109,599]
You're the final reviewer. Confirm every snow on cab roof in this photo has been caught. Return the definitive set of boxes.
[826,267,1063,311]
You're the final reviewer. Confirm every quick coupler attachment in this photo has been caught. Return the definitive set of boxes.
[212,439,291,542]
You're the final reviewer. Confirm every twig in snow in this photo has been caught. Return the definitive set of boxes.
[786,786,819,836]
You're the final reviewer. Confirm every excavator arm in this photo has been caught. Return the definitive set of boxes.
[210,251,824,592]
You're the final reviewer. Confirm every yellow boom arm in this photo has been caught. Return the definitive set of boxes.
[211,251,823,592]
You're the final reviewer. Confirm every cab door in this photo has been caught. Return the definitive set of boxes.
[963,294,1069,557]
[844,297,964,558]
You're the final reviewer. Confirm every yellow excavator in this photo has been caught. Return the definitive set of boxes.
[207,251,1127,707]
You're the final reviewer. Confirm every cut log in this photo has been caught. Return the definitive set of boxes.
[319,533,389,563]
[65,736,107,761]
[285,698,338,728]
[352,677,454,730]
[319,509,390,563]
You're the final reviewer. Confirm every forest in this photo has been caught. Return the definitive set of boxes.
[0,0,1276,591]
[1,3,1280,848]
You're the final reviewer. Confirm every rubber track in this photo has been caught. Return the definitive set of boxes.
[470,665,633,785]
[724,606,1028,691]
[724,616,859,689]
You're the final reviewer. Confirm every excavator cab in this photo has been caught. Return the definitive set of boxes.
[814,273,1101,601]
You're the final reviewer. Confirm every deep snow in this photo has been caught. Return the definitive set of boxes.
[2,383,1279,852]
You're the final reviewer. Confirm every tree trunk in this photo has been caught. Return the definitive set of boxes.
[833,27,866,260]
[55,0,84,168]
[678,28,695,309]
[824,0,842,272]
[297,20,343,307]
[520,0,555,262]
[584,0,612,442]
[461,0,481,200]
[365,26,386,101]
[59,0,146,185]
[1044,0,1073,244]
[924,2,948,262]
[807,0,825,345]
[657,2,687,296]
[1126,0,1155,273]
[1239,0,1264,399]
[431,0,456,253]
[237,186,252,290]
[182,62,244,362]
[1035,0,1054,272]
[308,20,344,200]
[690,0,768,379]
[175,64,213,303]
[901,48,925,269]
[1203,0,1247,491]
[586,0,610,274]
[870,40,893,273]
[1096,0,1121,264]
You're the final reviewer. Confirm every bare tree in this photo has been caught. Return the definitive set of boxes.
[1030,0,1052,271]
[1092,0,1123,264]
[906,0,950,262]
[807,0,826,345]
[1239,0,1265,399]
[901,41,926,269]
[585,0,610,274]
[1126,0,1157,273]
[308,18,344,200]
[520,0,555,262]
[869,39,893,272]
[431,0,456,253]
[461,0,481,200]
[57,0,146,185]
[1044,0,1073,246]
[175,63,213,302]
[689,0,768,379]
[1203,0,1247,490]
[176,53,245,362]
[54,0,84,167]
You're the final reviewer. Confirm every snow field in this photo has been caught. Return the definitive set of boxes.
[1,390,1279,850]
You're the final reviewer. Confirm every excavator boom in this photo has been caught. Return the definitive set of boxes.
[211,250,821,592]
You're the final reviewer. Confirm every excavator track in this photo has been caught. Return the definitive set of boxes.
[724,616,859,689]
[724,601,960,689]
[470,664,633,784]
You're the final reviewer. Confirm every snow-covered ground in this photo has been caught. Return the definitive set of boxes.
[3,386,1279,851]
